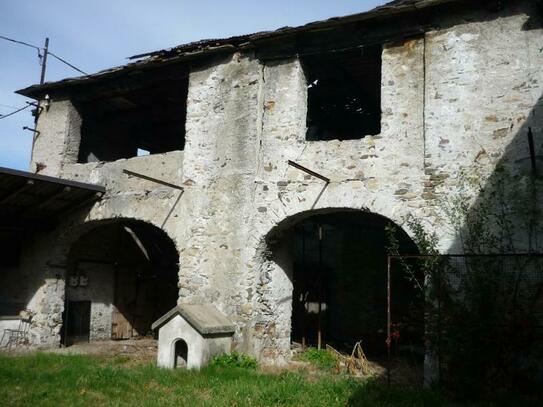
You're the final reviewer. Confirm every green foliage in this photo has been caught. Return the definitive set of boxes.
[386,167,543,400]
[209,352,258,370]
[296,347,337,371]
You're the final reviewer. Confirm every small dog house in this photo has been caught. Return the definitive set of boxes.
[152,303,235,369]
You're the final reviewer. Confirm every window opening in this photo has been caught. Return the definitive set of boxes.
[76,71,189,163]
[302,45,382,141]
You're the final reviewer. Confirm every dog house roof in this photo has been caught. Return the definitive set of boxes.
[151,304,235,335]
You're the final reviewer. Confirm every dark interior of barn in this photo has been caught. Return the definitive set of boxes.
[284,211,422,359]
[76,69,189,163]
[62,221,179,345]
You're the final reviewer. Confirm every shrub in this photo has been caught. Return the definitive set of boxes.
[209,352,258,369]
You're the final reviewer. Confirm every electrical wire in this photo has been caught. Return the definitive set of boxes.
[0,104,31,120]
[0,103,20,110]
[0,34,88,76]
[0,35,41,51]
[47,51,88,75]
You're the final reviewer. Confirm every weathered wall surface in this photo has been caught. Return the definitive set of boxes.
[423,2,543,252]
[20,151,185,346]
[176,39,426,359]
[31,100,81,176]
[19,2,543,356]
[66,262,115,340]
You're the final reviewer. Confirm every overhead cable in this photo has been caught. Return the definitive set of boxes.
[0,104,31,120]
[47,51,88,75]
[0,34,41,51]
[0,34,87,76]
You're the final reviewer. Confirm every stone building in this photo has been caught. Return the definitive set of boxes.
[1,0,542,364]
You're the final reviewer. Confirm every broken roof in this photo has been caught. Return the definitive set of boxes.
[18,0,463,99]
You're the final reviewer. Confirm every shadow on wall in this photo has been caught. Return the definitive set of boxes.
[425,1,543,255]
[404,4,543,399]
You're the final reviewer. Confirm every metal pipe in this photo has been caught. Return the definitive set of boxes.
[317,224,323,350]
[528,127,537,175]
[301,225,307,350]
[387,255,392,386]
[123,169,184,190]
[287,160,330,183]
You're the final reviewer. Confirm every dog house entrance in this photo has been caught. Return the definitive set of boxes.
[174,340,188,368]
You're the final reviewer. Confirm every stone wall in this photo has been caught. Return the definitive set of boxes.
[19,148,186,346]
[177,38,426,359]
[19,2,543,356]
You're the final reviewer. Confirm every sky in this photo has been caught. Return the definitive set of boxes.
[0,0,387,171]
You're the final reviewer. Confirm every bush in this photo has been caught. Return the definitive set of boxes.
[209,352,258,369]
[297,348,336,371]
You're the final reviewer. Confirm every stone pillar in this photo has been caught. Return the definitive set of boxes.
[31,99,81,176]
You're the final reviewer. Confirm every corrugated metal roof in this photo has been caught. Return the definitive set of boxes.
[17,0,462,99]
[0,167,105,231]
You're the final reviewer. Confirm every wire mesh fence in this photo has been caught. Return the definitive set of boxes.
[387,254,543,397]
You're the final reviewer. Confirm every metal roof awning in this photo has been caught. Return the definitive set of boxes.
[0,167,105,230]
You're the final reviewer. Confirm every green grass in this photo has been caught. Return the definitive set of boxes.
[209,352,258,370]
[295,347,337,371]
[0,353,531,406]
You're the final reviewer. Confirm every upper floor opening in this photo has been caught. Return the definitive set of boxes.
[75,67,189,163]
[302,44,382,141]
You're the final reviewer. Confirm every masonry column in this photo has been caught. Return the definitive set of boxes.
[31,99,81,176]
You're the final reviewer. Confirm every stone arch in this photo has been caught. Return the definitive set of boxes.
[250,207,420,361]
[48,216,181,271]
[35,216,180,347]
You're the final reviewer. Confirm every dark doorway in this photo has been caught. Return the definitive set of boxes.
[63,300,91,346]
[174,339,188,368]
[62,220,179,344]
[280,211,421,358]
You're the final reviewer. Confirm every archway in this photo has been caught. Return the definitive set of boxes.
[174,339,188,368]
[264,209,421,360]
[61,219,179,345]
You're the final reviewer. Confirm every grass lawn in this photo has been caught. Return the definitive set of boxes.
[0,353,532,406]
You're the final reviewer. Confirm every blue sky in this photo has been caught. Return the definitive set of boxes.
[0,0,386,170]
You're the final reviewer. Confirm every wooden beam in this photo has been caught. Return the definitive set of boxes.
[0,180,34,203]
[36,186,71,209]
[53,191,104,217]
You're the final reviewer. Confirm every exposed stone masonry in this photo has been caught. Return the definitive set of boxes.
[11,2,543,357]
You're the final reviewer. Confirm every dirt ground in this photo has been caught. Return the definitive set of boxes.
[50,338,158,361]
[1,337,158,364]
